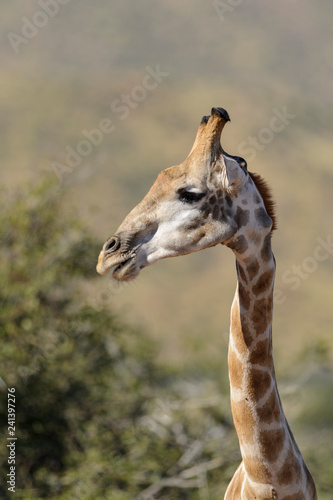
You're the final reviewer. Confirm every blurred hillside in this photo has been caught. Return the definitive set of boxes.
[0,1,333,497]
[1,0,332,365]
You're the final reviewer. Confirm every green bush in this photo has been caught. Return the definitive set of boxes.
[0,180,237,499]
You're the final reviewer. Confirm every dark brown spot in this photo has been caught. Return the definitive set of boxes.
[238,282,251,310]
[243,457,272,483]
[235,206,250,228]
[247,259,259,280]
[240,314,254,349]
[259,427,285,462]
[255,207,272,228]
[247,367,272,401]
[251,296,273,334]
[253,270,274,296]
[185,220,200,231]
[249,339,270,366]
[203,207,210,219]
[261,233,272,262]
[256,388,281,424]
[227,235,248,254]
[253,193,261,204]
[225,194,233,207]
[212,204,220,220]
[217,188,223,198]
[277,446,302,485]
[210,195,217,205]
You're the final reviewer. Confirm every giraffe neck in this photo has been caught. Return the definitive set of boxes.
[227,233,309,496]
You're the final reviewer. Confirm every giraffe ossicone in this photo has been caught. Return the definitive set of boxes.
[96,108,317,499]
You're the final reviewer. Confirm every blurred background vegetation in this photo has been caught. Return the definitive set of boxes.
[0,1,332,498]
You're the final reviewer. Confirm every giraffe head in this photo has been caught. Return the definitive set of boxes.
[97,108,276,281]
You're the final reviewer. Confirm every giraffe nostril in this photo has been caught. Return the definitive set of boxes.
[104,236,120,253]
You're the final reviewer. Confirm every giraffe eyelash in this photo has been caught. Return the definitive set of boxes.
[178,189,206,204]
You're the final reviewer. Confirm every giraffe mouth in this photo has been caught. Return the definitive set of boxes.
[111,257,137,281]
[96,252,143,282]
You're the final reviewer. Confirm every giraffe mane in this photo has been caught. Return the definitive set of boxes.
[249,172,277,231]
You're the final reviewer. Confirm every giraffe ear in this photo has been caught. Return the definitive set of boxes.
[223,151,247,171]
[223,156,247,191]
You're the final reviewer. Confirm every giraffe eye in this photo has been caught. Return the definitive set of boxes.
[178,190,206,204]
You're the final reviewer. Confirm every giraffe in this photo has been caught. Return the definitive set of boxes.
[96,108,317,499]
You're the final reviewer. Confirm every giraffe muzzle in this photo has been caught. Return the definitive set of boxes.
[96,233,142,280]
